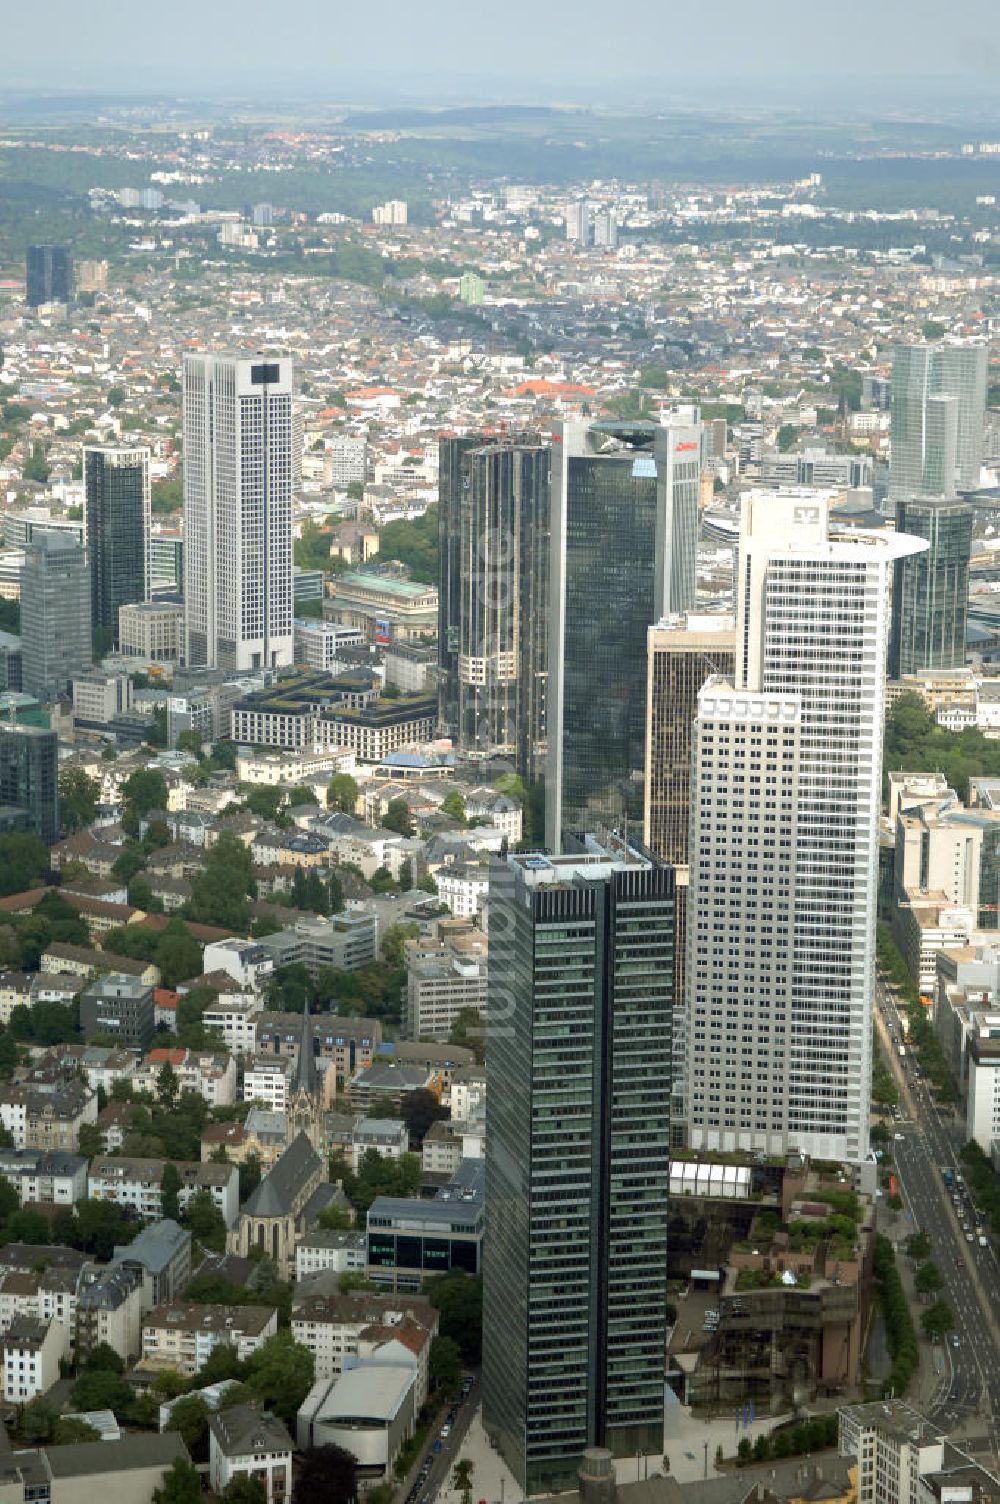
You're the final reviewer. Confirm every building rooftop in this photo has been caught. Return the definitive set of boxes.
[209,1404,294,1459]
[241,1132,321,1219]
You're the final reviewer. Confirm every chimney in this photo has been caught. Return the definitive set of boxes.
[578,1449,616,1504]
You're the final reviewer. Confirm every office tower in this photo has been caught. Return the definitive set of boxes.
[861,374,892,413]
[565,200,592,244]
[183,353,294,671]
[888,495,973,678]
[0,725,59,845]
[593,208,618,250]
[438,434,550,779]
[889,341,988,501]
[546,413,701,849]
[483,839,674,1495]
[686,491,927,1163]
[20,532,91,701]
[84,446,151,645]
[25,244,73,308]
[644,614,735,1145]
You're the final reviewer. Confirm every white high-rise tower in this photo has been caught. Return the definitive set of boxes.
[183,353,294,671]
[685,490,927,1162]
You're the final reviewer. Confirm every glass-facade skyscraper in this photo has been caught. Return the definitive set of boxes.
[84,445,151,645]
[0,725,59,845]
[437,434,550,781]
[482,838,674,1495]
[889,495,973,678]
[26,244,73,308]
[546,415,701,849]
[20,532,92,701]
[889,340,988,501]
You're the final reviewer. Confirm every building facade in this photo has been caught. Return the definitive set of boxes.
[686,490,927,1162]
[0,725,59,844]
[483,840,674,1493]
[20,532,91,701]
[889,340,988,501]
[546,415,700,849]
[183,353,294,672]
[84,446,151,644]
[26,245,72,308]
[889,495,972,678]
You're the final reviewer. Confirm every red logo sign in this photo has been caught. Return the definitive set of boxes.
[675,441,698,452]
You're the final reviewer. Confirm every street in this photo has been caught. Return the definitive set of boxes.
[395,1377,481,1504]
[875,978,1000,1465]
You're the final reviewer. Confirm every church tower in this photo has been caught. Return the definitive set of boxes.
[287,996,323,1151]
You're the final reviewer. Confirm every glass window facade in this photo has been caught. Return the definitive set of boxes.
[889,497,972,678]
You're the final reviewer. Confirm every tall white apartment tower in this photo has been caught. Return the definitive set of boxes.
[183,353,294,671]
[685,491,927,1162]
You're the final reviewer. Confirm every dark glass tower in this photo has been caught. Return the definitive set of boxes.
[26,244,73,308]
[546,418,700,849]
[0,725,59,845]
[440,434,550,780]
[438,435,480,739]
[483,839,674,1495]
[20,532,92,701]
[85,446,151,644]
[889,495,973,678]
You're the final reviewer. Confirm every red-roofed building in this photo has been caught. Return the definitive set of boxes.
[153,990,181,1033]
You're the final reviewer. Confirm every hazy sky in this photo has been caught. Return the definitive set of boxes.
[4,0,1000,98]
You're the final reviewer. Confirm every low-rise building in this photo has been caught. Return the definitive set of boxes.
[348,1060,438,1115]
[243,1056,297,1114]
[0,1148,87,1207]
[404,920,487,1041]
[294,1230,366,1281]
[290,1290,437,1393]
[253,1011,381,1091]
[0,1080,97,1152]
[839,1399,1000,1504]
[348,1118,409,1172]
[366,1158,484,1292]
[141,1303,278,1376]
[434,862,489,919]
[297,1362,416,1482]
[202,940,276,993]
[132,1047,237,1108]
[209,1404,294,1504]
[255,913,378,977]
[118,601,185,663]
[89,1157,239,1227]
[113,1220,192,1311]
[79,975,156,1050]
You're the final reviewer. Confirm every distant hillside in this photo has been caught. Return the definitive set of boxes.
[342,104,561,129]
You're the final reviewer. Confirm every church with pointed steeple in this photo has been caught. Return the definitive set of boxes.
[287,995,324,1151]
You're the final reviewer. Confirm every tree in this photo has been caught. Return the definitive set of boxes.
[294,1445,358,1504]
[245,1330,315,1426]
[161,1161,182,1221]
[777,423,799,453]
[906,1231,931,1262]
[921,1300,955,1338]
[34,890,89,946]
[83,1340,124,1373]
[243,785,287,823]
[375,505,438,584]
[176,730,205,760]
[383,799,414,836]
[381,922,418,969]
[112,847,146,884]
[183,1188,227,1252]
[317,1201,353,1231]
[122,768,169,834]
[430,1335,463,1398]
[21,1398,56,1442]
[398,858,413,892]
[71,1367,134,1415]
[914,1262,944,1297]
[440,791,467,826]
[328,871,344,914]
[196,1342,245,1385]
[400,1087,448,1147]
[59,767,99,834]
[327,774,359,813]
[52,1417,100,1444]
[153,1459,202,1504]
[452,1460,474,1504]
[167,1393,211,1461]
[426,1271,482,1363]
[222,1478,268,1504]
[188,832,256,930]
[0,834,49,897]
[158,1062,179,1107]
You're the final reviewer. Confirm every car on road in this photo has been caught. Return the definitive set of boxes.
[433,1441,443,1453]
[441,1425,451,1438]
[951,1334,960,1348]
[894,1133,905,1141]
[955,1257,965,1268]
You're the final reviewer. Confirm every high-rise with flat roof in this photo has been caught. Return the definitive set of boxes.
[84,446,151,644]
[686,491,927,1162]
[483,838,674,1495]
[546,414,701,848]
[26,245,72,308]
[889,495,973,678]
[20,532,91,701]
[889,341,988,501]
[183,353,294,671]
[0,725,58,845]
[438,433,550,780]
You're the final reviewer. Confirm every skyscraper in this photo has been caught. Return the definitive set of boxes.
[889,341,988,501]
[20,532,92,701]
[26,244,73,308]
[888,495,973,678]
[644,614,735,1147]
[546,413,701,849]
[685,491,927,1162]
[0,725,59,845]
[437,435,480,739]
[183,354,294,671]
[438,433,550,780]
[84,446,151,645]
[483,838,674,1495]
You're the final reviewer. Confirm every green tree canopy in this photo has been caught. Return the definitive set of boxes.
[327,774,359,813]
[153,1459,202,1504]
[59,767,99,834]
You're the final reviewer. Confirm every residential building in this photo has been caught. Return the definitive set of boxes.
[291,1290,437,1395]
[686,490,926,1162]
[1,1315,67,1402]
[889,495,973,678]
[255,914,378,977]
[293,620,365,672]
[0,1080,97,1152]
[0,1148,86,1207]
[141,1304,278,1376]
[889,340,988,501]
[209,1405,294,1504]
[435,862,489,918]
[72,672,134,728]
[294,1231,367,1281]
[253,1010,381,1089]
[349,1118,409,1172]
[113,1220,192,1310]
[203,939,275,992]
[74,1261,144,1364]
[404,919,487,1041]
[79,976,155,1051]
[483,839,675,1494]
[131,1048,237,1108]
[546,415,700,848]
[26,244,72,307]
[243,1056,297,1113]
[0,725,59,845]
[118,600,185,663]
[88,1157,239,1227]
[20,532,91,702]
[183,353,294,672]
[838,1399,1000,1504]
[84,447,151,643]
[437,434,550,780]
